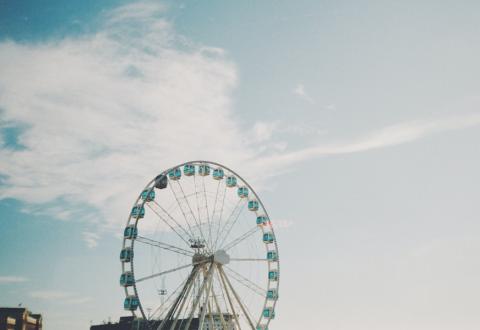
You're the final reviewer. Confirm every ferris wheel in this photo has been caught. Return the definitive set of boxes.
[120,161,280,330]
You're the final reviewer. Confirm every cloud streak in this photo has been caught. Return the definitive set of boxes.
[293,83,315,103]
[0,1,252,232]
[0,1,479,244]
[30,290,91,304]
[0,276,29,284]
[260,113,480,169]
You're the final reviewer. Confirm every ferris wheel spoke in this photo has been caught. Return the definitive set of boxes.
[217,201,248,250]
[214,199,246,251]
[150,275,189,320]
[224,266,266,297]
[150,200,194,241]
[136,263,198,283]
[157,266,199,330]
[193,174,212,252]
[210,180,221,244]
[184,263,215,329]
[221,225,261,252]
[210,279,229,329]
[171,179,209,247]
[219,266,256,330]
[214,268,231,315]
[202,175,213,251]
[217,264,242,330]
[167,269,198,330]
[230,258,268,262]
[193,174,203,240]
[135,236,194,257]
[213,182,228,251]
[206,299,216,330]
[145,203,192,248]
[198,265,215,330]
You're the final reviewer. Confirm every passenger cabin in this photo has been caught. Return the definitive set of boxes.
[124,225,138,239]
[199,164,210,176]
[263,307,275,319]
[256,216,268,226]
[213,168,224,180]
[131,205,145,219]
[268,270,279,281]
[248,200,259,211]
[237,186,249,198]
[184,164,195,176]
[154,174,168,189]
[168,168,182,180]
[120,248,133,262]
[267,289,278,300]
[267,251,278,261]
[124,296,139,311]
[120,271,134,287]
[263,232,275,244]
[141,189,155,202]
[256,326,268,330]
[226,176,237,187]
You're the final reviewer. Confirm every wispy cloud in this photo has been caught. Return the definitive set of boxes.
[293,83,315,103]
[0,1,479,246]
[0,276,28,284]
[0,1,250,232]
[30,290,91,304]
[83,232,100,248]
[258,113,480,169]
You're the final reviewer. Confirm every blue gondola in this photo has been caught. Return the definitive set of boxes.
[263,232,275,244]
[120,271,135,287]
[213,168,224,180]
[168,168,182,180]
[154,174,168,189]
[226,176,237,187]
[184,164,195,176]
[237,186,249,198]
[124,225,138,239]
[131,205,145,219]
[268,270,279,281]
[256,216,268,226]
[140,189,155,202]
[199,164,210,176]
[124,295,140,311]
[267,251,278,261]
[267,289,278,300]
[248,200,259,211]
[263,307,275,319]
[120,247,133,262]
[256,326,268,330]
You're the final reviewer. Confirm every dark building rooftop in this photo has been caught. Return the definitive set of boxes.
[0,307,42,330]
[90,316,200,330]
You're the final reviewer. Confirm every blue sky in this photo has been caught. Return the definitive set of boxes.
[1,1,480,329]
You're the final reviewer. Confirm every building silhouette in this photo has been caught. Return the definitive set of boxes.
[90,314,235,330]
[0,307,42,330]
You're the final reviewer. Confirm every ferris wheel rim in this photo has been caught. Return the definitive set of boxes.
[120,160,280,329]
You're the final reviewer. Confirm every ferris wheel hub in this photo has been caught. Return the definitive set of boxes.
[213,249,230,265]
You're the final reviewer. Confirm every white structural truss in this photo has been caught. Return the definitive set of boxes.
[120,161,280,330]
